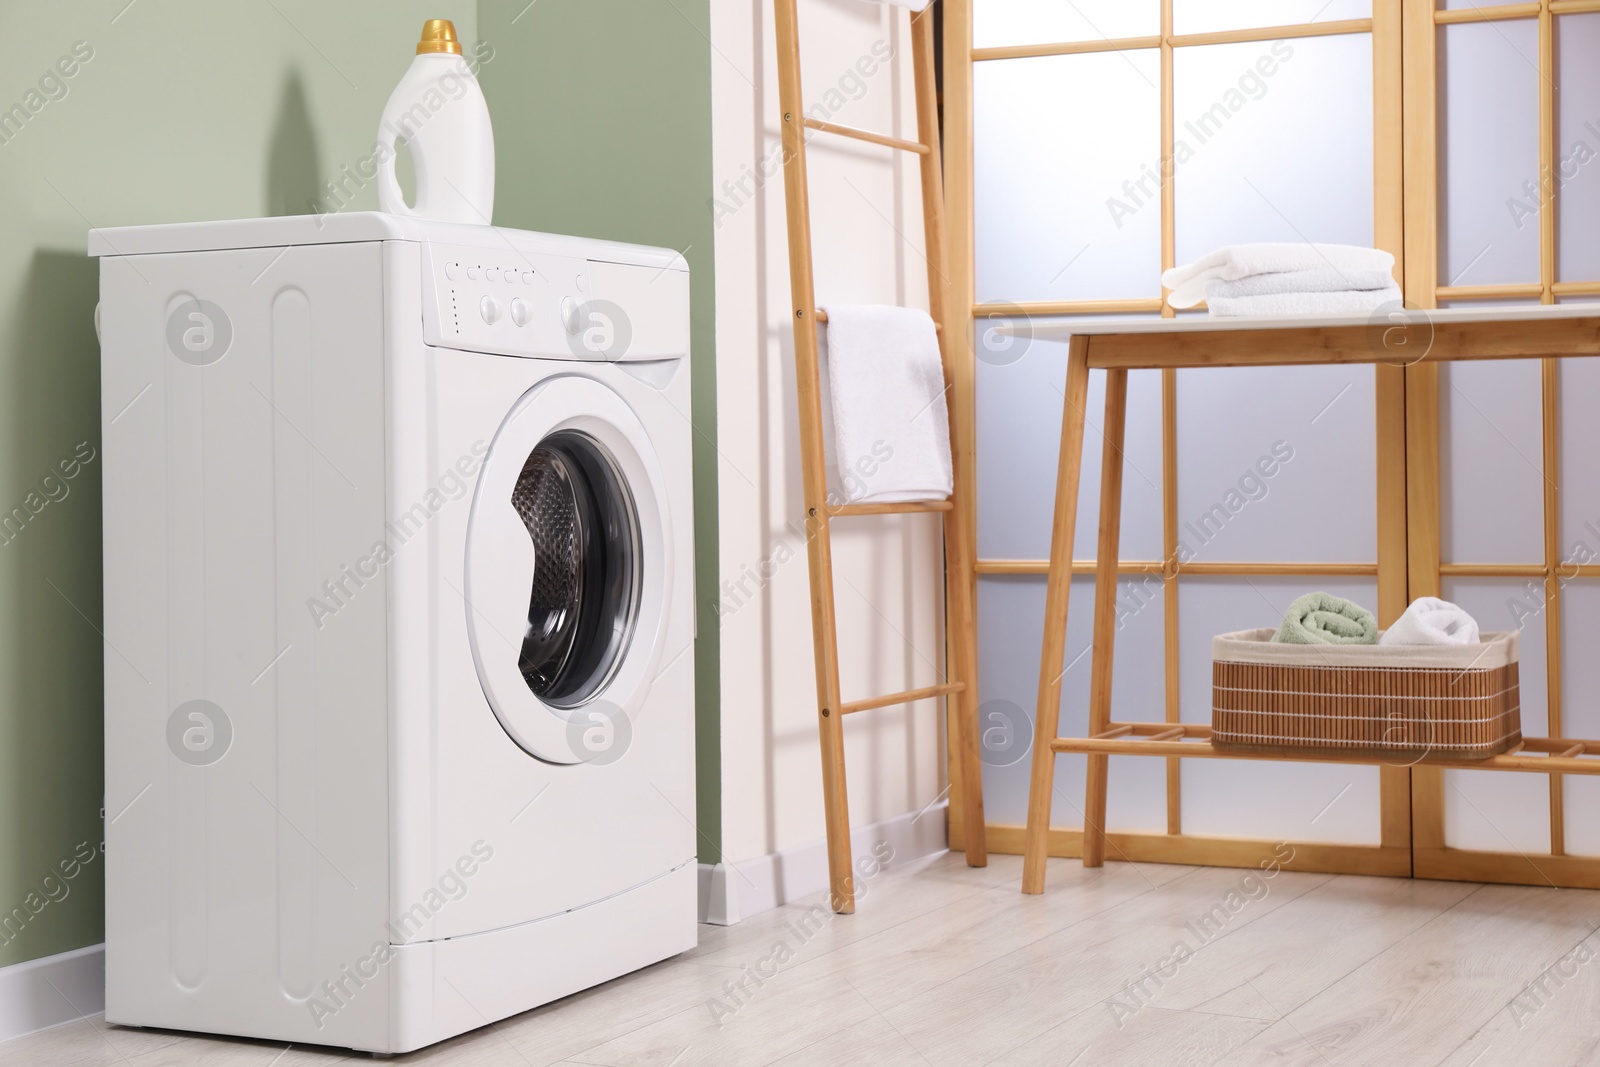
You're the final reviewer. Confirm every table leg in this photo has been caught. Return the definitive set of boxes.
[1084,368,1130,868]
[1022,337,1092,894]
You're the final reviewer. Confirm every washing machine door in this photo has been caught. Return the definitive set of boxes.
[464,375,671,764]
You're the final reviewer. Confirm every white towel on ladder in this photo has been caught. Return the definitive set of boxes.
[820,305,953,504]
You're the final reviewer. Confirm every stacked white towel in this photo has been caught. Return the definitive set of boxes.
[1162,244,1401,317]
[1379,597,1481,646]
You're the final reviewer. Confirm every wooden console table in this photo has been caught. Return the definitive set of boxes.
[1017,304,1600,894]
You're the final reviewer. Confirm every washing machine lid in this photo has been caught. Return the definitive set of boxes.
[86,212,686,273]
[464,374,672,765]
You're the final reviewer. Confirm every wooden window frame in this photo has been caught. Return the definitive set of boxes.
[947,1,1600,886]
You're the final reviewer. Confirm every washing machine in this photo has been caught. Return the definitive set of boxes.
[92,213,696,1054]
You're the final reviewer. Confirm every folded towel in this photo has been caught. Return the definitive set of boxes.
[1163,244,1396,309]
[820,305,953,503]
[1204,267,1398,300]
[1272,592,1380,645]
[1205,284,1403,318]
[1379,597,1481,646]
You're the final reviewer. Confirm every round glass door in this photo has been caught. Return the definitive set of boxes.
[464,375,672,765]
[512,431,641,708]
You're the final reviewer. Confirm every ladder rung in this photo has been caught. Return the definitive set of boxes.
[803,117,930,155]
[828,499,953,517]
[841,681,964,715]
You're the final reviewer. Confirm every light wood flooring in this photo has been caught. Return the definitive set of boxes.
[8,850,1600,1065]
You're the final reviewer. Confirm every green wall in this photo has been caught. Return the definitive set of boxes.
[0,0,719,972]
[0,0,469,974]
[478,0,721,863]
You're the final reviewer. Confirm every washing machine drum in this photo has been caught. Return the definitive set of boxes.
[464,376,672,765]
[512,433,639,708]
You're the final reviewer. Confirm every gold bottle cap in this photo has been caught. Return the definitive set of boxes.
[416,19,462,55]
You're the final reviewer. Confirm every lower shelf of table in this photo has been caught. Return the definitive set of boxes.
[1051,722,1600,774]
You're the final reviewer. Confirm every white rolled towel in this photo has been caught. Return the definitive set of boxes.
[1379,597,1481,646]
[1163,243,1396,309]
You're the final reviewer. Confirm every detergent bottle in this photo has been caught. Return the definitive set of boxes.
[376,19,494,223]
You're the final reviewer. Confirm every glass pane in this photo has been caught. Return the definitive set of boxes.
[975,0,1158,49]
[1174,0,1369,36]
[978,359,1163,561]
[1558,357,1600,556]
[1439,361,1544,564]
[1175,364,1377,564]
[1562,581,1600,740]
[1173,35,1374,265]
[1557,13,1600,282]
[975,52,1161,303]
[1439,21,1541,286]
[1441,577,1550,853]
[1562,582,1600,856]
[1179,576,1382,845]
[977,574,1168,832]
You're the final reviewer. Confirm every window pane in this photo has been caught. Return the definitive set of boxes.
[1173,34,1374,265]
[1563,583,1600,857]
[976,573,1169,833]
[1439,21,1541,286]
[1557,12,1600,282]
[1174,0,1369,36]
[1175,364,1377,564]
[975,51,1161,302]
[977,361,1163,561]
[1439,360,1544,563]
[975,0,1158,49]
[1558,356,1600,559]
[1441,578,1550,853]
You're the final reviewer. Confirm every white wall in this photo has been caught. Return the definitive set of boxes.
[709,0,947,873]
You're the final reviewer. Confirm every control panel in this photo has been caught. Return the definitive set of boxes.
[420,243,588,360]
[418,241,691,363]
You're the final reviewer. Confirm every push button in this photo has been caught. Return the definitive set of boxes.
[510,298,531,327]
[480,295,501,325]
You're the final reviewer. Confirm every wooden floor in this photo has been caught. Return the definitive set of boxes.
[10,851,1600,1065]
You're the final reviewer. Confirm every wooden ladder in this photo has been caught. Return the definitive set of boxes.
[773,0,987,914]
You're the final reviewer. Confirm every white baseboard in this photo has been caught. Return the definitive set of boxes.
[697,802,948,926]
[0,943,105,1043]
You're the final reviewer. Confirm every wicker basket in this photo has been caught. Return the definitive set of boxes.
[1211,628,1522,760]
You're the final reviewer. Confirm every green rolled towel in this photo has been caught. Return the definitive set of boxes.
[1272,592,1379,645]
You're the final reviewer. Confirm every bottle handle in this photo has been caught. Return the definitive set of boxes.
[375,113,418,217]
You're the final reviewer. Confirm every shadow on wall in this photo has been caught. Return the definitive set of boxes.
[0,249,106,966]
[266,68,322,218]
